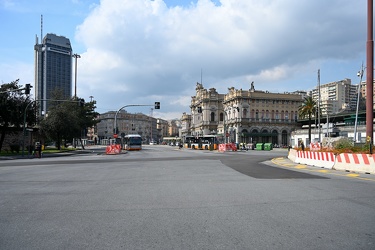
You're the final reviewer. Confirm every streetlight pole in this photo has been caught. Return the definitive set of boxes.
[72,54,81,99]
[354,64,364,143]
[317,69,321,143]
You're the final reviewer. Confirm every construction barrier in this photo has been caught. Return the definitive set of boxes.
[288,148,297,162]
[288,149,375,174]
[295,151,335,169]
[334,153,375,174]
[218,143,237,152]
[106,144,121,155]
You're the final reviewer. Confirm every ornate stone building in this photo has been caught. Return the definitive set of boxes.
[185,82,304,146]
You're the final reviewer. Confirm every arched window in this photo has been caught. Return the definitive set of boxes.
[272,130,278,145]
[243,108,247,118]
[220,112,224,121]
[211,112,215,122]
[282,130,288,146]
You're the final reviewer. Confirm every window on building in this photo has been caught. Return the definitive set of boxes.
[243,109,247,118]
[220,112,224,121]
[211,112,215,122]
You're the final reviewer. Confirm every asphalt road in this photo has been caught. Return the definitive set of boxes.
[0,145,374,250]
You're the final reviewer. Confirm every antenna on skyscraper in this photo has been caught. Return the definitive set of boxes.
[41,15,43,40]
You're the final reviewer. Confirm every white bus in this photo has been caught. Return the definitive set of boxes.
[185,135,219,150]
[123,134,142,151]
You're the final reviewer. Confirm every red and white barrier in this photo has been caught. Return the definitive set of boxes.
[218,143,237,152]
[295,150,335,169]
[335,153,375,174]
[106,144,121,155]
[288,149,297,162]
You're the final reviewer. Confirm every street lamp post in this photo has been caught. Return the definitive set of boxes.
[72,54,81,99]
[354,64,365,143]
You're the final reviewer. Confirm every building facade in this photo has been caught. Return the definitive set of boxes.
[360,79,375,108]
[311,78,358,115]
[185,82,303,146]
[34,33,73,115]
[96,111,177,144]
[180,112,192,137]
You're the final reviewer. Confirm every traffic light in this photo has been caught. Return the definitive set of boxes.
[197,107,202,113]
[154,102,160,109]
[25,84,31,95]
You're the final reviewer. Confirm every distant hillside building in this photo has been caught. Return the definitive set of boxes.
[34,33,73,115]
[311,78,358,115]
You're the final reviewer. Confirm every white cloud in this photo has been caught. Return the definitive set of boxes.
[0,61,33,86]
[74,0,366,119]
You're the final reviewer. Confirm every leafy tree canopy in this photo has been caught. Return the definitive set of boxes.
[0,79,37,152]
[38,90,99,150]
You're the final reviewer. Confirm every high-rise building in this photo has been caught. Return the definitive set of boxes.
[34,33,73,114]
[360,79,375,108]
[311,78,357,115]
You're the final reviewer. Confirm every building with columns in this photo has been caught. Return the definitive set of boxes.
[184,82,304,146]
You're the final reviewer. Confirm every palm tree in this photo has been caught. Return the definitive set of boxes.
[298,96,317,144]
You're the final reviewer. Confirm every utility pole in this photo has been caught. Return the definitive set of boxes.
[366,0,374,154]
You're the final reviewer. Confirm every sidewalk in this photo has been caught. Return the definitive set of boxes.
[0,145,107,160]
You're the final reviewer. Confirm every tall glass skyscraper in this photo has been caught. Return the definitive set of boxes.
[34,33,73,115]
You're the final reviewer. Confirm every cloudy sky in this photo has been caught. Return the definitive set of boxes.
[0,0,370,119]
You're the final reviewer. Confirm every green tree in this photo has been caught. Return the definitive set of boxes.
[38,95,99,150]
[0,79,37,152]
[298,96,317,144]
